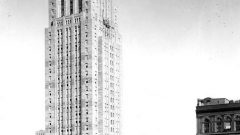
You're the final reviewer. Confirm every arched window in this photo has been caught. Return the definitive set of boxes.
[223,116,232,132]
[215,117,222,133]
[203,118,211,133]
[235,115,240,131]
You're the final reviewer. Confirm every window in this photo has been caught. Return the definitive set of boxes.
[203,118,210,133]
[224,122,231,131]
[236,115,240,131]
[110,53,114,58]
[110,83,114,88]
[85,70,88,76]
[110,46,114,51]
[110,75,114,81]
[85,55,89,60]
[224,116,231,132]
[79,0,82,12]
[215,117,222,133]
[85,86,89,92]
[61,0,64,17]
[70,0,73,14]
[110,68,114,73]
[85,63,89,68]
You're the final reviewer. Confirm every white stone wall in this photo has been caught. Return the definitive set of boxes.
[45,0,121,135]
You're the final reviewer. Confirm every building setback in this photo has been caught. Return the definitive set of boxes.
[44,0,121,135]
[196,98,240,135]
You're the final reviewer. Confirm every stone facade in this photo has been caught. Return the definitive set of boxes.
[44,0,121,135]
[196,98,240,135]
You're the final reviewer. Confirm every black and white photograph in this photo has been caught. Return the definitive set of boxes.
[0,0,240,135]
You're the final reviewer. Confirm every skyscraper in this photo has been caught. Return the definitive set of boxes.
[44,0,121,135]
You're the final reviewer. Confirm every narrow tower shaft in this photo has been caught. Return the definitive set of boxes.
[45,0,121,135]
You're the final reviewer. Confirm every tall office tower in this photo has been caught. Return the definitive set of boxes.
[45,0,121,135]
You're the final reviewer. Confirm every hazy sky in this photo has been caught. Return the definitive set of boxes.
[0,0,240,135]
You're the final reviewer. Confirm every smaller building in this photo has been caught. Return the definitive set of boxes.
[196,97,240,135]
[35,130,45,135]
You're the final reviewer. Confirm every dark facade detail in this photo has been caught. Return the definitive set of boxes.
[196,98,240,135]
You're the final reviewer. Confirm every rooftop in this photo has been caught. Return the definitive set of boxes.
[197,97,240,106]
[196,97,240,114]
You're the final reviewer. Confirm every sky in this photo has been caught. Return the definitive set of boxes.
[0,0,240,135]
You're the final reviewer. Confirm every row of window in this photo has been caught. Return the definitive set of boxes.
[202,116,240,133]
[47,30,54,134]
